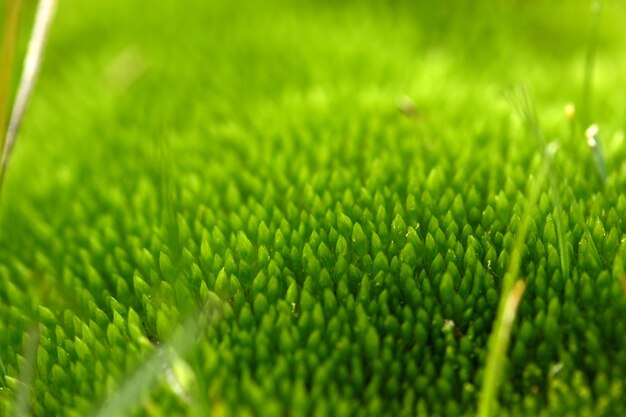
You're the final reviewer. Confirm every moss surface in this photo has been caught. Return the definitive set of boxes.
[2,0,626,416]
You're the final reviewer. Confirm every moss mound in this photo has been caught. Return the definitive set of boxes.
[2,0,626,416]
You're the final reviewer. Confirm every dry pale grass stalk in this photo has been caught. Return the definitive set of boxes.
[0,0,24,152]
[0,0,57,190]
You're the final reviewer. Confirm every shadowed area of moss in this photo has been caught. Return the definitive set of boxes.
[1,0,626,416]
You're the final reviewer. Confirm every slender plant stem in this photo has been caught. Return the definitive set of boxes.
[507,86,570,280]
[478,281,526,417]
[478,156,551,417]
[549,178,570,279]
[478,95,557,416]
[580,0,601,129]
[0,0,24,152]
[0,0,57,193]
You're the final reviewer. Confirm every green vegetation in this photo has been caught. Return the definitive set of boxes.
[2,0,626,416]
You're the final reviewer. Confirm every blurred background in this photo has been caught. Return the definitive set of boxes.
[3,0,626,198]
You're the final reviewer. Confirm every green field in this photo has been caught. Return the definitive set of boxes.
[2,0,626,416]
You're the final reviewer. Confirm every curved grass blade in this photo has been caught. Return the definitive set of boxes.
[477,281,526,417]
[0,0,57,192]
[0,0,24,152]
[506,86,570,280]
[478,141,556,417]
[507,85,572,279]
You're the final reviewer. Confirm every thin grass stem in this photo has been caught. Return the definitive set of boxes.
[580,0,601,128]
[0,0,24,151]
[477,147,554,417]
[157,133,181,261]
[549,179,570,278]
[478,93,558,416]
[478,281,526,417]
[0,0,56,193]
[507,86,570,281]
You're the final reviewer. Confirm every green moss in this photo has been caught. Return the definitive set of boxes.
[2,0,626,416]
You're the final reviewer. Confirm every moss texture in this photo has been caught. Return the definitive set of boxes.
[2,0,626,416]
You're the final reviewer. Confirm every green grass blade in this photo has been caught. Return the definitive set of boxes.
[508,86,571,279]
[478,281,526,417]
[549,179,570,279]
[580,0,602,128]
[478,141,556,416]
[156,133,181,261]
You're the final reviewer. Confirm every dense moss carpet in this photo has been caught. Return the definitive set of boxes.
[2,0,626,415]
